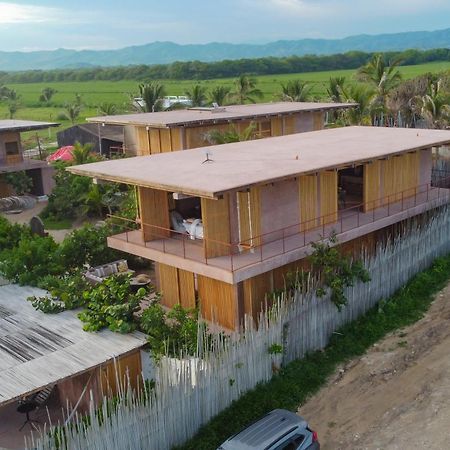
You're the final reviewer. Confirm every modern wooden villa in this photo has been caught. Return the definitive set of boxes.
[0,120,59,197]
[69,126,450,330]
[87,101,354,155]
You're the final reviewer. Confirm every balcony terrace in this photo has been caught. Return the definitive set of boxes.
[108,181,450,284]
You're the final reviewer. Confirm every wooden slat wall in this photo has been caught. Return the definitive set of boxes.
[404,151,420,196]
[237,187,261,249]
[158,263,180,308]
[382,153,420,205]
[198,275,236,329]
[186,126,206,149]
[101,350,142,395]
[313,111,324,130]
[149,129,161,154]
[170,128,183,151]
[382,158,396,205]
[271,117,283,136]
[159,129,172,153]
[363,160,381,212]
[201,195,231,258]
[320,171,338,224]
[136,127,150,156]
[138,187,170,241]
[283,115,296,134]
[299,175,318,231]
[178,269,196,309]
[243,273,272,322]
[237,121,252,135]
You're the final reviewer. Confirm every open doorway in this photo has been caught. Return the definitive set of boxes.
[338,166,364,210]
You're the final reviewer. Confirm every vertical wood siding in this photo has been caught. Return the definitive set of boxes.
[201,195,231,258]
[138,187,170,241]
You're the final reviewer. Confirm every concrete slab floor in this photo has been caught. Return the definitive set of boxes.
[0,397,64,450]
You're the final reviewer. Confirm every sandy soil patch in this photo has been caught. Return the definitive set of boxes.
[299,284,450,449]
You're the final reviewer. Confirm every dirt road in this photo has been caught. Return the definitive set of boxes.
[299,283,450,449]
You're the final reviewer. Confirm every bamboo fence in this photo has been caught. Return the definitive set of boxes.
[30,206,450,450]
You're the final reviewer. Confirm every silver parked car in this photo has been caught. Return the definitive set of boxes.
[217,409,320,450]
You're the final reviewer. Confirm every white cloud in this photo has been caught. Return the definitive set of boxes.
[0,2,63,24]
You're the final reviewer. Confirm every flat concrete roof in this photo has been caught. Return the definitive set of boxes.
[0,120,59,133]
[69,126,450,199]
[86,102,355,128]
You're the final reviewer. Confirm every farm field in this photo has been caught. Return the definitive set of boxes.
[1,60,449,147]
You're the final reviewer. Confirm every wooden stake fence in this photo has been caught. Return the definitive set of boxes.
[30,206,450,450]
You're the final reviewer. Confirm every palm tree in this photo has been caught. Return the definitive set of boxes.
[185,84,208,107]
[62,103,81,125]
[279,80,312,102]
[206,122,256,144]
[416,79,450,129]
[97,102,118,116]
[72,141,94,165]
[39,87,57,105]
[343,84,376,125]
[231,75,263,104]
[357,54,402,110]
[0,88,21,118]
[138,82,165,112]
[327,77,346,103]
[209,85,231,106]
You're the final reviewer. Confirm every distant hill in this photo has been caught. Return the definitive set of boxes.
[1,28,449,71]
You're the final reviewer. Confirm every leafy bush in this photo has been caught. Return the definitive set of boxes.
[0,235,62,285]
[33,270,90,310]
[310,232,371,310]
[4,171,33,195]
[56,224,124,270]
[0,217,31,251]
[41,162,92,222]
[78,274,147,333]
[140,299,209,358]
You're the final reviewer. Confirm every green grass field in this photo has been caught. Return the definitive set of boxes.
[2,60,449,147]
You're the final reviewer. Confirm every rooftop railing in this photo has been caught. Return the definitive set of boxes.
[108,176,450,273]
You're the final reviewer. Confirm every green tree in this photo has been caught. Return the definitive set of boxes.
[62,103,81,125]
[327,77,347,103]
[39,87,57,105]
[1,88,21,119]
[231,75,263,104]
[4,171,33,195]
[72,141,95,165]
[97,102,117,116]
[343,84,376,125]
[209,85,231,106]
[279,79,312,102]
[138,82,165,112]
[185,84,208,107]
[357,53,402,110]
[206,122,256,144]
[415,78,450,129]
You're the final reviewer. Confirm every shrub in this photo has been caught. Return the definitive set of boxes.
[0,235,61,285]
[78,274,147,333]
[56,224,124,270]
[0,217,31,251]
[140,300,209,358]
[4,171,33,195]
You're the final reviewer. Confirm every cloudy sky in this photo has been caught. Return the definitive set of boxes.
[0,0,449,52]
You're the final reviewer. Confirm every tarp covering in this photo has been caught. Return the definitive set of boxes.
[47,145,74,162]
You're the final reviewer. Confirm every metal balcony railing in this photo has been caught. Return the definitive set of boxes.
[108,177,450,273]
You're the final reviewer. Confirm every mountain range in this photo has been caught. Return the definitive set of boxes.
[1,28,449,72]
